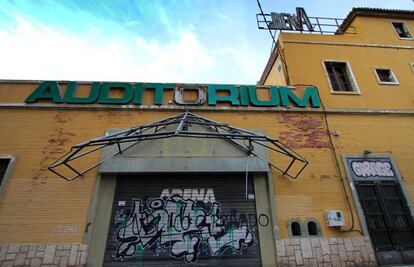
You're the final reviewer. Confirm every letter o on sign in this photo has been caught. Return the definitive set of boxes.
[174,85,207,105]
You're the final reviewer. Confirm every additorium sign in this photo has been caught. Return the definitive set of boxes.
[25,81,321,108]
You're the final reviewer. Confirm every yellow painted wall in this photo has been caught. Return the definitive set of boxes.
[264,16,414,110]
[261,15,414,238]
[1,82,414,242]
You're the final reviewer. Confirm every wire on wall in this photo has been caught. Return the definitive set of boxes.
[293,83,363,235]
[277,42,291,86]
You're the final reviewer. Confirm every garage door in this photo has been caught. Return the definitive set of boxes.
[103,174,262,266]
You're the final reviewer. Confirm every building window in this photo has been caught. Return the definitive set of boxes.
[305,219,322,237]
[392,22,412,39]
[308,221,317,235]
[288,219,303,237]
[0,156,15,196]
[323,61,359,94]
[291,222,301,236]
[374,68,399,85]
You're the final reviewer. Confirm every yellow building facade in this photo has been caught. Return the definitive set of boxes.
[0,7,413,267]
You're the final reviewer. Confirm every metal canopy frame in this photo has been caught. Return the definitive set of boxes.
[49,111,309,181]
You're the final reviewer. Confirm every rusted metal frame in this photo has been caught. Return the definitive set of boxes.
[48,111,310,180]
[55,133,179,181]
[79,115,185,146]
[50,120,182,179]
[64,162,82,177]
[185,112,308,176]
[256,13,352,35]
[176,130,269,141]
[66,140,143,181]
[250,139,309,177]
[175,111,189,134]
[256,13,268,29]
[250,140,291,157]
[201,123,296,176]
[68,133,178,180]
[202,124,259,158]
[295,161,309,178]
[48,148,77,169]
[66,144,107,162]
[182,116,230,128]
[315,17,322,34]
[283,158,296,175]
[268,139,307,163]
[188,111,270,138]
[88,114,182,142]
[48,167,71,181]
[79,131,177,145]
[49,146,83,168]
[76,121,178,149]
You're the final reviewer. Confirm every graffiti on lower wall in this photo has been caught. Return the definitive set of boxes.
[114,194,255,263]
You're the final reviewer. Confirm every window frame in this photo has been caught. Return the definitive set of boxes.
[373,67,400,85]
[304,218,323,237]
[390,21,413,40]
[0,155,16,197]
[322,60,361,95]
[287,219,303,238]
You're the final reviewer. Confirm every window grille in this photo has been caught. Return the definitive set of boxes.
[325,62,354,92]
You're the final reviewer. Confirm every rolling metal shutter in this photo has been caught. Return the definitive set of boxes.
[103,174,262,267]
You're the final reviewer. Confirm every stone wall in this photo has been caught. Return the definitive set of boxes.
[0,244,87,267]
[276,236,377,266]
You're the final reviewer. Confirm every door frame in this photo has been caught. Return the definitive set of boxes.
[342,153,414,236]
[342,153,414,264]
[85,172,277,267]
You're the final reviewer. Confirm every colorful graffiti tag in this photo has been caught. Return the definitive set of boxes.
[114,194,255,263]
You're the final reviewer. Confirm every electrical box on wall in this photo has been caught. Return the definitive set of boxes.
[326,210,345,227]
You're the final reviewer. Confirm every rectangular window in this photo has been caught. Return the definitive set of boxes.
[392,22,412,39]
[374,68,399,85]
[323,61,359,93]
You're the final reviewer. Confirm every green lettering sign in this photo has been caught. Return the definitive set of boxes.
[25,81,321,109]
[239,86,250,106]
[64,82,100,104]
[279,86,320,108]
[132,83,144,105]
[98,82,133,104]
[208,85,240,105]
[248,86,280,106]
[25,81,63,103]
[144,83,175,105]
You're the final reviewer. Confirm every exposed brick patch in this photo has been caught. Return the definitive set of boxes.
[278,113,330,149]
[0,244,87,267]
[276,237,377,266]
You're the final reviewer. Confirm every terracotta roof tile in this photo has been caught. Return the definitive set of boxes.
[339,7,414,33]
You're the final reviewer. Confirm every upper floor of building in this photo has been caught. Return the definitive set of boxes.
[260,8,414,110]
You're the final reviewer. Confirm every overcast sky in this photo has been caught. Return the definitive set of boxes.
[0,0,412,84]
